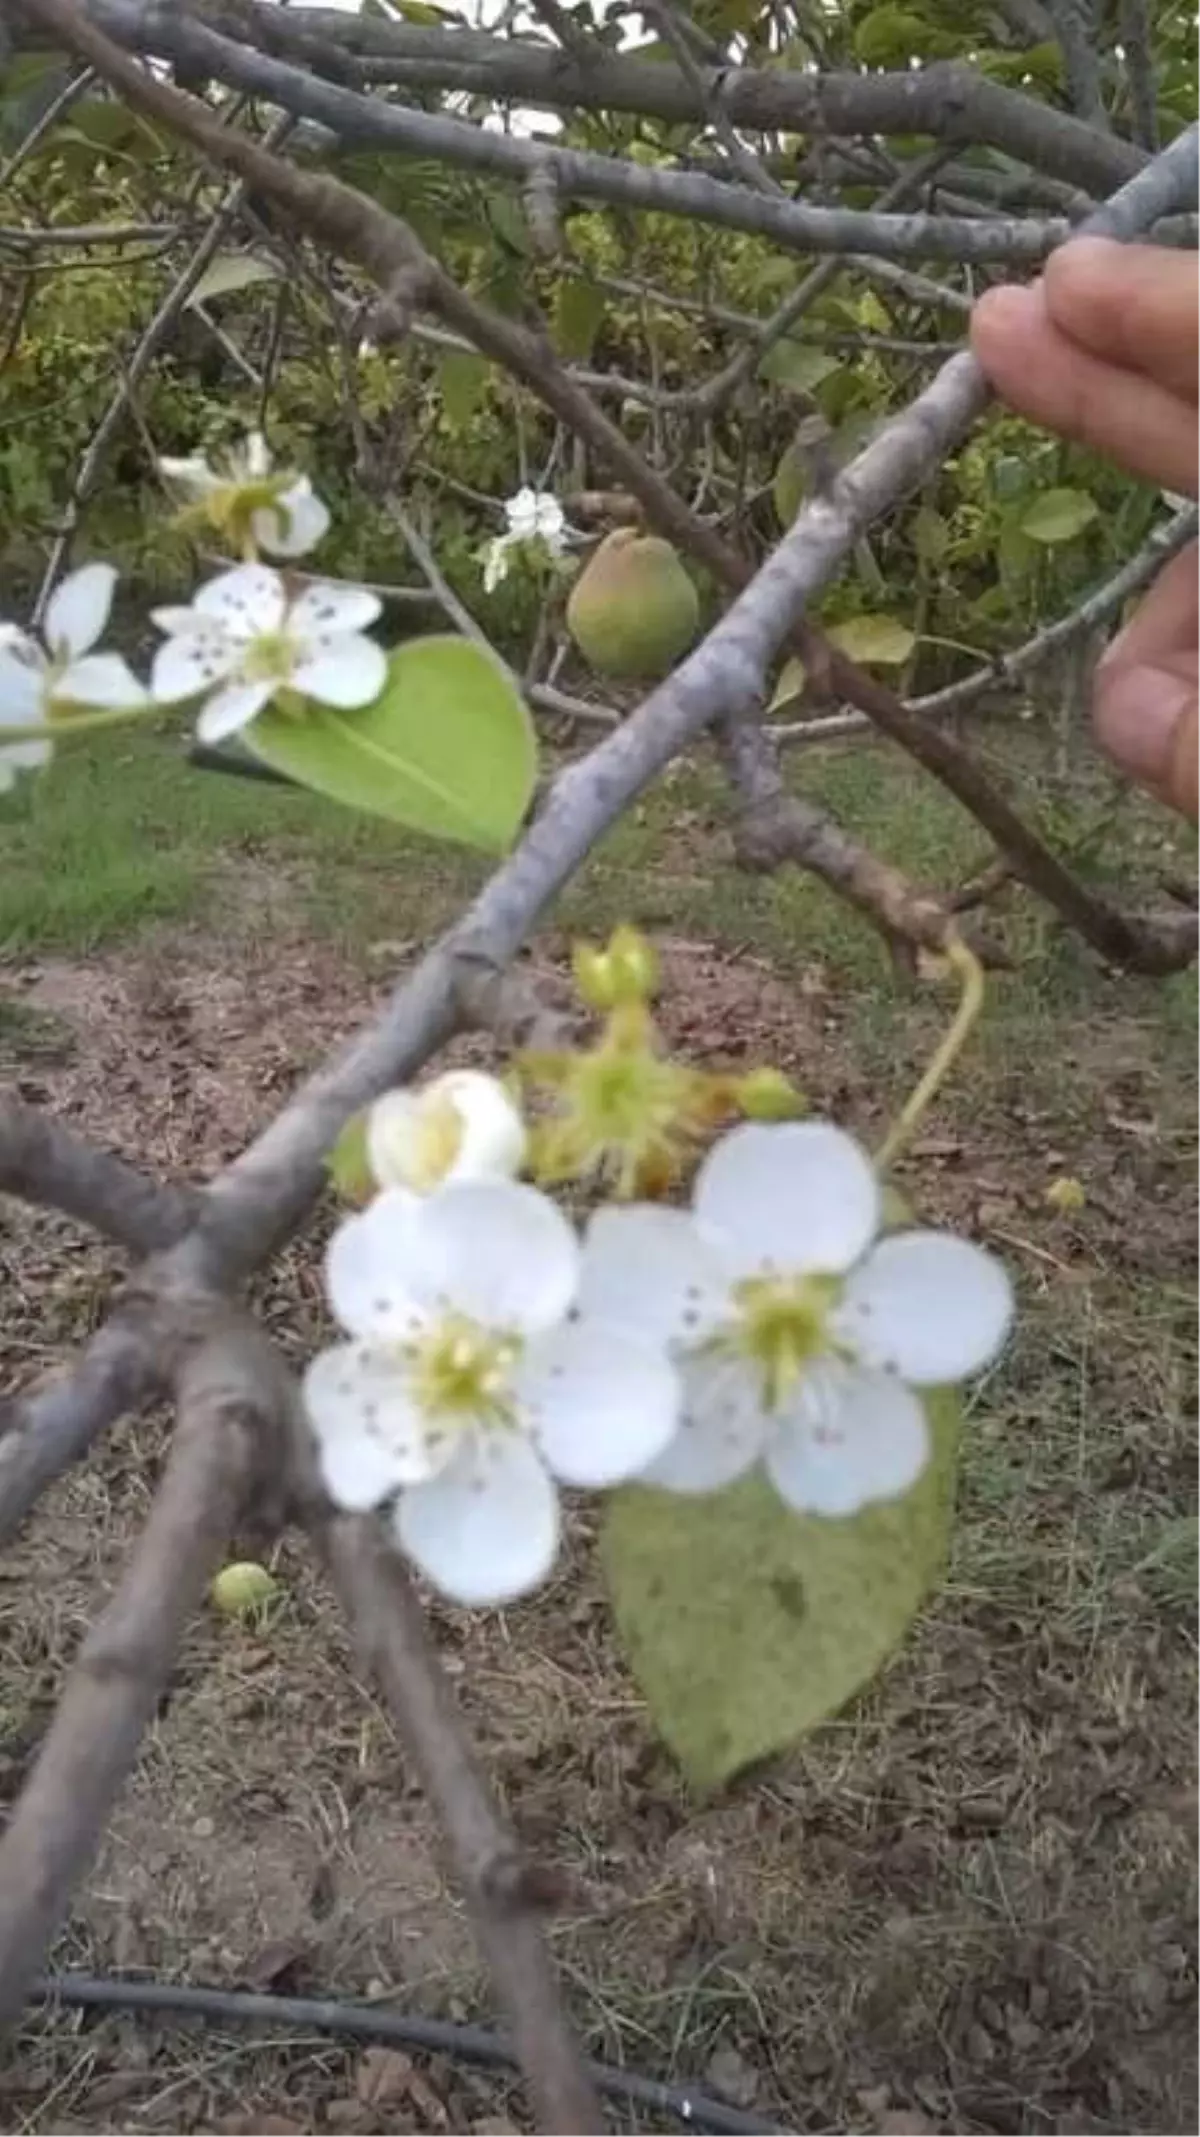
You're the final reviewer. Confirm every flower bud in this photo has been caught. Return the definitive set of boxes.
[211,1561,279,1620]
[736,1066,806,1121]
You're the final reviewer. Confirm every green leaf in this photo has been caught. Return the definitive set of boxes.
[437,349,490,431]
[757,341,840,394]
[828,613,916,666]
[1019,487,1100,545]
[327,1111,374,1204]
[243,637,537,851]
[768,655,807,714]
[603,1389,959,1791]
[187,252,280,308]
[554,278,607,362]
[854,6,941,68]
[913,504,949,565]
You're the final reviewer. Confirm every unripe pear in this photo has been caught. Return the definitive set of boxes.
[567,530,699,680]
[211,1560,279,1620]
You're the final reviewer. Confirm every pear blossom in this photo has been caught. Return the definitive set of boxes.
[482,488,567,593]
[304,1180,679,1604]
[578,1120,1013,1518]
[150,562,387,744]
[159,430,330,558]
[367,1070,526,1195]
[0,566,146,786]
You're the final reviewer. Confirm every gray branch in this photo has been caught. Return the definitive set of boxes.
[1048,0,1112,132]
[0,1096,196,1255]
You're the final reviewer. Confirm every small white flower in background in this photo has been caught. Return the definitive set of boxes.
[482,487,568,593]
[304,1179,679,1605]
[151,562,387,744]
[578,1120,1013,1518]
[367,1070,526,1195]
[158,430,331,559]
[0,565,146,789]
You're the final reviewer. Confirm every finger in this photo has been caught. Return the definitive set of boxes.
[1043,239,1199,407]
[971,284,1199,494]
[1099,541,1199,673]
[1095,662,1198,821]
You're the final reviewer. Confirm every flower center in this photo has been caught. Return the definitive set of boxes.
[242,629,299,685]
[409,1313,520,1430]
[406,1093,466,1193]
[731,1272,842,1411]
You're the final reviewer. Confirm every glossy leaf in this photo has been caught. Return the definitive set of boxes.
[437,349,490,430]
[768,655,807,714]
[187,253,280,308]
[828,613,916,666]
[603,1389,959,1790]
[758,341,840,394]
[327,1111,374,1205]
[243,637,537,851]
[1019,487,1100,545]
[554,279,607,361]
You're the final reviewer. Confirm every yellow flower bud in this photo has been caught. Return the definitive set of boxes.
[1045,1175,1086,1213]
[211,1561,279,1621]
[736,1066,807,1122]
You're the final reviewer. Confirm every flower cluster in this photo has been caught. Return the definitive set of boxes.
[0,435,385,785]
[305,935,1013,1607]
[482,488,568,593]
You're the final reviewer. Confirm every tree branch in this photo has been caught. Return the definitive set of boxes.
[0,1095,196,1255]
[85,1,1146,195]
[313,1510,604,2134]
[0,1320,285,2022]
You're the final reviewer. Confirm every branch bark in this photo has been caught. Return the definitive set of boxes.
[0,1320,285,2023]
[0,1095,196,1255]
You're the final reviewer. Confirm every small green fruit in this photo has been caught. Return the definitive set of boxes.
[211,1560,279,1620]
[566,530,699,680]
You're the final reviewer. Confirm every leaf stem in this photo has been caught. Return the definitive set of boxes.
[874,933,984,1174]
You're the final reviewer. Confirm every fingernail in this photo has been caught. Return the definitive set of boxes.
[1094,665,1195,786]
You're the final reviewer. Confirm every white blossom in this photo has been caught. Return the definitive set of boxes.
[150,562,387,744]
[304,1180,679,1605]
[367,1070,526,1195]
[578,1121,1013,1518]
[0,566,146,789]
[159,431,330,558]
[482,488,567,593]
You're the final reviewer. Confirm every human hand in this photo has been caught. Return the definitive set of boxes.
[971,239,1197,821]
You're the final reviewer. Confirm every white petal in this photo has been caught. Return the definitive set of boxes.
[433,1070,526,1183]
[194,562,285,635]
[393,1431,560,1605]
[767,1360,929,1516]
[290,580,381,637]
[151,630,238,704]
[150,603,207,635]
[292,634,386,709]
[640,1352,767,1495]
[836,1231,1013,1385]
[534,497,565,541]
[483,539,510,592]
[519,1322,680,1487]
[158,452,217,494]
[195,679,272,743]
[367,1071,525,1194]
[0,733,52,776]
[505,486,539,536]
[325,1188,426,1339]
[403,1181,579,1336]
[304,1342,441,1505]
[577,1205,728,1349]
[43,562,116,659]
[255,483,331,558]
[55,652,147,709]
[244,431,272,478]
[0,648,46,722]
[695,1121,880,1279]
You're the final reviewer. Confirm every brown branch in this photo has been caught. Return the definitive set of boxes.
[0,1319,285,2022]
[313,1510,604,2134]
[724,716,1011,967]
[0,1095,196,1255]
[0,1315,160,1547]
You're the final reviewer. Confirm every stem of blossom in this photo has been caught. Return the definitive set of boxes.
[874,935,985,1174]
[5,702,161,743]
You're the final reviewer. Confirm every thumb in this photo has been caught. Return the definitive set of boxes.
[1093,658,1198,822]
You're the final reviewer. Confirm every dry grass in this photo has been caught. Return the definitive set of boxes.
[0,743,1196,2135]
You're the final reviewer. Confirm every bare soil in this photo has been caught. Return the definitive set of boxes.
[1,921,1196,2136]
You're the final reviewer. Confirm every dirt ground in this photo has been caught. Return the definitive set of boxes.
[0,920,1196,2136]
